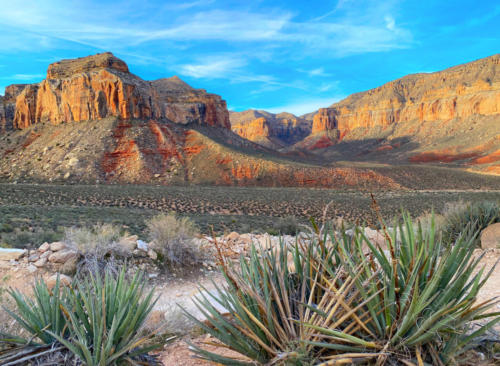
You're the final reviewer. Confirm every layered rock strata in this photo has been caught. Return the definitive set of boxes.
[6,52,230,130]
[230,110,311,148]
[311,54,500,138]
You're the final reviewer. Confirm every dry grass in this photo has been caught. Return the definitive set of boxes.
[147,213,202,267]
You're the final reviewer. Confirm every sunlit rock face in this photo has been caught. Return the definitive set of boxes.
[230,110,312,149]
[9,52,230,130]
[311,54,500,138]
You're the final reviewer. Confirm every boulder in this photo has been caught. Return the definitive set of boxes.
[480,223,500,250]
[33,257,48,267]
[59,255,79,276]
[48,249,78,263]
[363,228,388,250]
[27,264,37,273]
[49,241,66,252]
[147,249,158,260]
[239,233,253,245]
[137,240,148,252]
[28,253,40,262]
[0,248,27,261]
[46,274,72,290]
[226,232,240,241]
[118,235,138,252]
[39,242,50,252]
[40,250,52,259]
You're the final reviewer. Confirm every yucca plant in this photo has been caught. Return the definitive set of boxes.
[188,213,500,365]
[50,269,160,365]
[326,212,500,365]
[0,276,71,363]
[185,235,386,365]
[0,269,161,365]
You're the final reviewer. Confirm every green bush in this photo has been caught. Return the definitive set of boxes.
[442,201,500,246]
[0,270,160,365]
[186,213,500,365]
[146,213,201,267]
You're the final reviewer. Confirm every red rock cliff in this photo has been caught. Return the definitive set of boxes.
[311,54,500,137]
[11,52,230,129]
[230,110,311,147]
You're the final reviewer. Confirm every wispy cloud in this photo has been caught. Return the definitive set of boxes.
[0,73,45,81]
[0,1,412,56]
[179,57,247,79]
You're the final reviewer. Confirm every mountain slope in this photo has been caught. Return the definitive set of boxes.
[0,52,402,189]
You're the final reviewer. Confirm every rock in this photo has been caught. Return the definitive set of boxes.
[480,223,500,250]
[49,241,66,252]
[40,250,52,259]
[363,228,388,250]
[28,253,40,262]
[0,248,27,261]
[309,55,500,148]
[27,264,37,273]
[137,240,148,252]
[59,255,79,276]
[48,249,78,263]
[226,232,240,241]
[118,235,138,252]
[33,257,48,267]
[39,242,50,252]
[13,52,230,130]
[239,233,253,245]
[46,274,72,290]
[133,249,147,257]
[147,249,158,260]
[230,111,311,149]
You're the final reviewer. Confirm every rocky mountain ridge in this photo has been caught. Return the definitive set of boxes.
[229,109,311,149]
[1,52,500,186]
[5,52,230,130]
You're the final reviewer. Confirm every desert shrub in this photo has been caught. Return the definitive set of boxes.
[442,200,500,246]
[0,228,61,249]
[272,215,300,235]
[415,210,446,237]
[64,223,128,275]
[0,270,160,365]
[187,213,500,365]
[146,213,201,267]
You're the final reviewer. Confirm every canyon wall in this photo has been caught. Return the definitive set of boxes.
[7,52,230,130]
[311,54,500,138]
[230,110,311,148]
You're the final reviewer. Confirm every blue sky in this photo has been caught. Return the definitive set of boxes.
[0,0,499,115]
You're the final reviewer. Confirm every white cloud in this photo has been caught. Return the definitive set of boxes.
[0,1,412,57]
[0,86,5,95]
[179,58,246,79]
[384,15,396,31]
[266,97,345,116]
